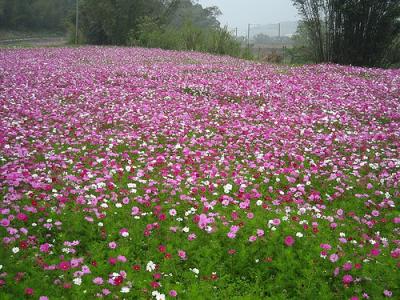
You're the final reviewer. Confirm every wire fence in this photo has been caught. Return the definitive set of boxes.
[227,21,299,62]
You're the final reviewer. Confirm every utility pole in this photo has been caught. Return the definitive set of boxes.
[278,22,281,39]
[235,27,238,38]
[247,24,260,52]
[75,0,79,44]
[247,24,251,50]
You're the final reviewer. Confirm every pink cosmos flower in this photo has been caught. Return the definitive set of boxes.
[17,213,28,222]
[272,218,281,226]
[93,277,104,285]
[169,290,178,297]
[131,207,140,215]
[117,255,127,263]
[58,261,71,271]
[256,229,264,237]
[320,243,332,250]
[371,210,379,217]
[329,253,339,263]
[383,290,392,297]
[370,248,380,256]
[25,288,34,295]
[230,225,240,233]
[0,219,10,227]
[39,243,50,253]
[198,214,212,229]
[119,228,129,237]
[82,265,91,274]
[390,248,400,258]
[333,267,340,277]
[227,232,236,239]
[342,274,353,284]
[178,250,187,260]
[109,257,117,265]
[343,262,352,271]
[188,233,197,240]
[284,236,295,247]
[108,241,117,249]
[247,212,254,219]
[248,235,257,242]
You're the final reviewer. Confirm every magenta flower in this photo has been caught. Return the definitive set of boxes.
[370,248,380,256]
[39,243,50,253]
[58,261,71,271]
[343,262,352,271]
[284,236,295,247]
[17,213,28,222]
[342,274,353,285]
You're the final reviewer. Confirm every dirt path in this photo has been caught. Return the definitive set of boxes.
[0,37,67,47]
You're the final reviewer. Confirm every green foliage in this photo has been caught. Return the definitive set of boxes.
[127,18,242,57]
[288,21,317,64]
[382,34,400,68]
[77,0,223,47]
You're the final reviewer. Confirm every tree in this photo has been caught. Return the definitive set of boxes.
[166,0,221,29]
[0,0,74,31]
[292,0,400,66]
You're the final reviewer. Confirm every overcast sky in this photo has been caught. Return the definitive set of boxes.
[196,0,299,32]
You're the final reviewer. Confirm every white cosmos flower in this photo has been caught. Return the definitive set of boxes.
[152,291,166,300]
[190,268,199,274]
[146,261,156,272]
[156,293,165,300]
[12,247,20,254]
[73,277,82,285]
[223,183,233,194]
[121,287,130,293]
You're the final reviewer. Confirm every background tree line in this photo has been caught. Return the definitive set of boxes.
[0,0,242,57]
[291,0,400,67]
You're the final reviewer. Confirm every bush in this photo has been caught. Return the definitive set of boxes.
[128,18,243,58]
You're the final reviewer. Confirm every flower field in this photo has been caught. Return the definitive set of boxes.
[0,47,399,299]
